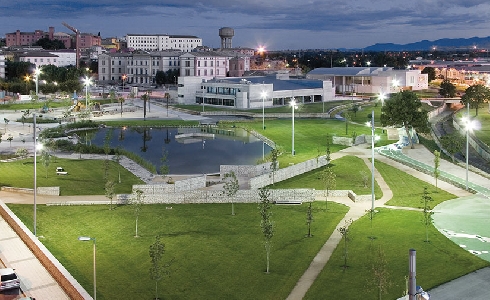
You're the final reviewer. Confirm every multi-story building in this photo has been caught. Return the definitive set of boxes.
[0,54,6,79]
[97,51,182,84]
[179,52,231,77]
[5,27,101,50]
[126,34,201,52]
[17,51,60,68]
[177,72,335,109]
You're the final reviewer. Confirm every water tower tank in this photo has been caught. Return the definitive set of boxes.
[219,27,234,49]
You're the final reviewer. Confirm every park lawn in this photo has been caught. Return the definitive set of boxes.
[304,208,490,300]
[453,108,490,147]
[231,119,374,166]
[0,157,142,195]
[376,159,457,208]
[98,119,200,127]
[0,101,69,111]
[270,155,383,200]
[8,201,349,300]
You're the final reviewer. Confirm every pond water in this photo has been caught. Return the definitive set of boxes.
[90,127,272,174]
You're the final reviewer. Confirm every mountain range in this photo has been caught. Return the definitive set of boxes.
[363,36,490,52]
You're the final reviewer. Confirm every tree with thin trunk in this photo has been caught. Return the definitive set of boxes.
[461,83,490,116]
[112,147,122,184]
[103,129,113,179]
[306,202,313,237]
[160,147,169,180]
[338,219,352,270]
[269,148,279,186]
[440,132,464,162]
[149,235,172,300]
[368,245,391,300]
[322,166,336,210]
[7,136,13,147]
[258,187,274,273]
[105,180,115,210]
[41,150,51,178]
[421,187,434,243]
[130,189,145,237]
[223,171,239,216]
[433,150,440,190]
[325,133,331,162]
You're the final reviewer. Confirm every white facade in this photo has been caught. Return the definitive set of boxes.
[0,55,5,79]
[48,50,76,67]
[177,74,335,109]
[18,52,59,68]
[179,52,233,77]
[98,51,181,84]
[307,67,428,94]
[126,34,202,52]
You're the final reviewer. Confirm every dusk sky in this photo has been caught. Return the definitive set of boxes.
[2,0,490,50]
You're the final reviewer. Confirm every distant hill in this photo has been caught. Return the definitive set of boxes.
[363,36,490,51]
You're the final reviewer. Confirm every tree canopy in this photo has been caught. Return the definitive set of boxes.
[439,79,456,98]
[461,84,490,116]
[380,90,429,149]
[421,67,436,82]
[33,37,66,50]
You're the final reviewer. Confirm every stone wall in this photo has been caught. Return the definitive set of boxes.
[131,175,206,195]
[1,186,60,196]
[249,156,329,189]
[220,162,272,178]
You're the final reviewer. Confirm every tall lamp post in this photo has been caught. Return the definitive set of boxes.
[122,74,127,93]
[462,102,475,191]
[261,92,267,130]
[290,98,298,156]
[33,113,37,236]
[24,75,30,95]
[34,67,41,97]
[367,111,375,219]
[83,76,92,109]
[78,236,96,300]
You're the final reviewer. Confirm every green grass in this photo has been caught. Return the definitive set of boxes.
[229,119,380,166]
[376,160,457,208]
[453,109,490,146]
[98,119,200,127]
[8,201,349,300]
[0,157,143,195]
[305,208,489,300]
[271,155,383,199]
[0,100,68,110]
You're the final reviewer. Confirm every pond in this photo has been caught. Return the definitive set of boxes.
[90,127,272,174]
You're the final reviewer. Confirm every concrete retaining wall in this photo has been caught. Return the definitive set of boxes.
[0,201,90,300]
[132,175,206,195]
[220,162,272,178]
[1,186,60,196]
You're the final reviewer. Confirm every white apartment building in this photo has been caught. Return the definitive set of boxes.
[17,51,60,68]
[0,54,6,79]
[48,50,76,67]
[179,52,230,77]
[98,51,181,84]
[126,34,202,52]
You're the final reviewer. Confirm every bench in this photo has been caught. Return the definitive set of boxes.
[274,200,302,205]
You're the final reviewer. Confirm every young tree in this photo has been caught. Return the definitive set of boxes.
[322,166,336,210]
[344,109,351,135]
[149,235,171,300]
[41,150,51,178]
[306,202,313,238]
[105,180,115,210]
[325,133,331,162]
[223,171,239,216]
[433,150,441,190]
[103,129,113,179]
[6,136,13,146]
[380,91,429,149]
[112,147,122,184]
[258,187,274,273]
[269,148,279,186]
[130,189,145,237]
[338,219,353,270]
[461,84,490,116]
[421,187,434,243]
[15,147,29,158]
[440,132,464,162]
[160,147,169,179]
[368,245,391,300]
[4,118,9,133]
[360,170,369,188]
[439,79,456,98]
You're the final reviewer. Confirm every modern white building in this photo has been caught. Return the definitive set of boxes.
[177,73,335,109]
[48,50,76,67]
[179,52,231,77]
[126,34,202,52]
[307,67,428,95]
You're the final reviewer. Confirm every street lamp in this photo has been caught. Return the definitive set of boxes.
[261,91,267,130]
[290,98,298,156]
[78,236,96,300]
[83,76,93,109]
[33,113,42,236]
[378,92,386,106]
[24,75,30,95]
[122,74,127,93]
[34,67,41,97]
[366,111,377,220]
[462,103,476,190]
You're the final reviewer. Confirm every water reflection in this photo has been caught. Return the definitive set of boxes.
[91,127,272,174]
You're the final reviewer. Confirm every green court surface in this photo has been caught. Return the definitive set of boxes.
[433,194,490,262]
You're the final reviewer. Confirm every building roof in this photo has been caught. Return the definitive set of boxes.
[215,75,324,91]
[17,51,58,57]
[308,67,392,76]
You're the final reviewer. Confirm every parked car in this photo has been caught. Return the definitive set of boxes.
[0,268,20,291]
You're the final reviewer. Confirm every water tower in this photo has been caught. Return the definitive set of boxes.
[219,27,234,49]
